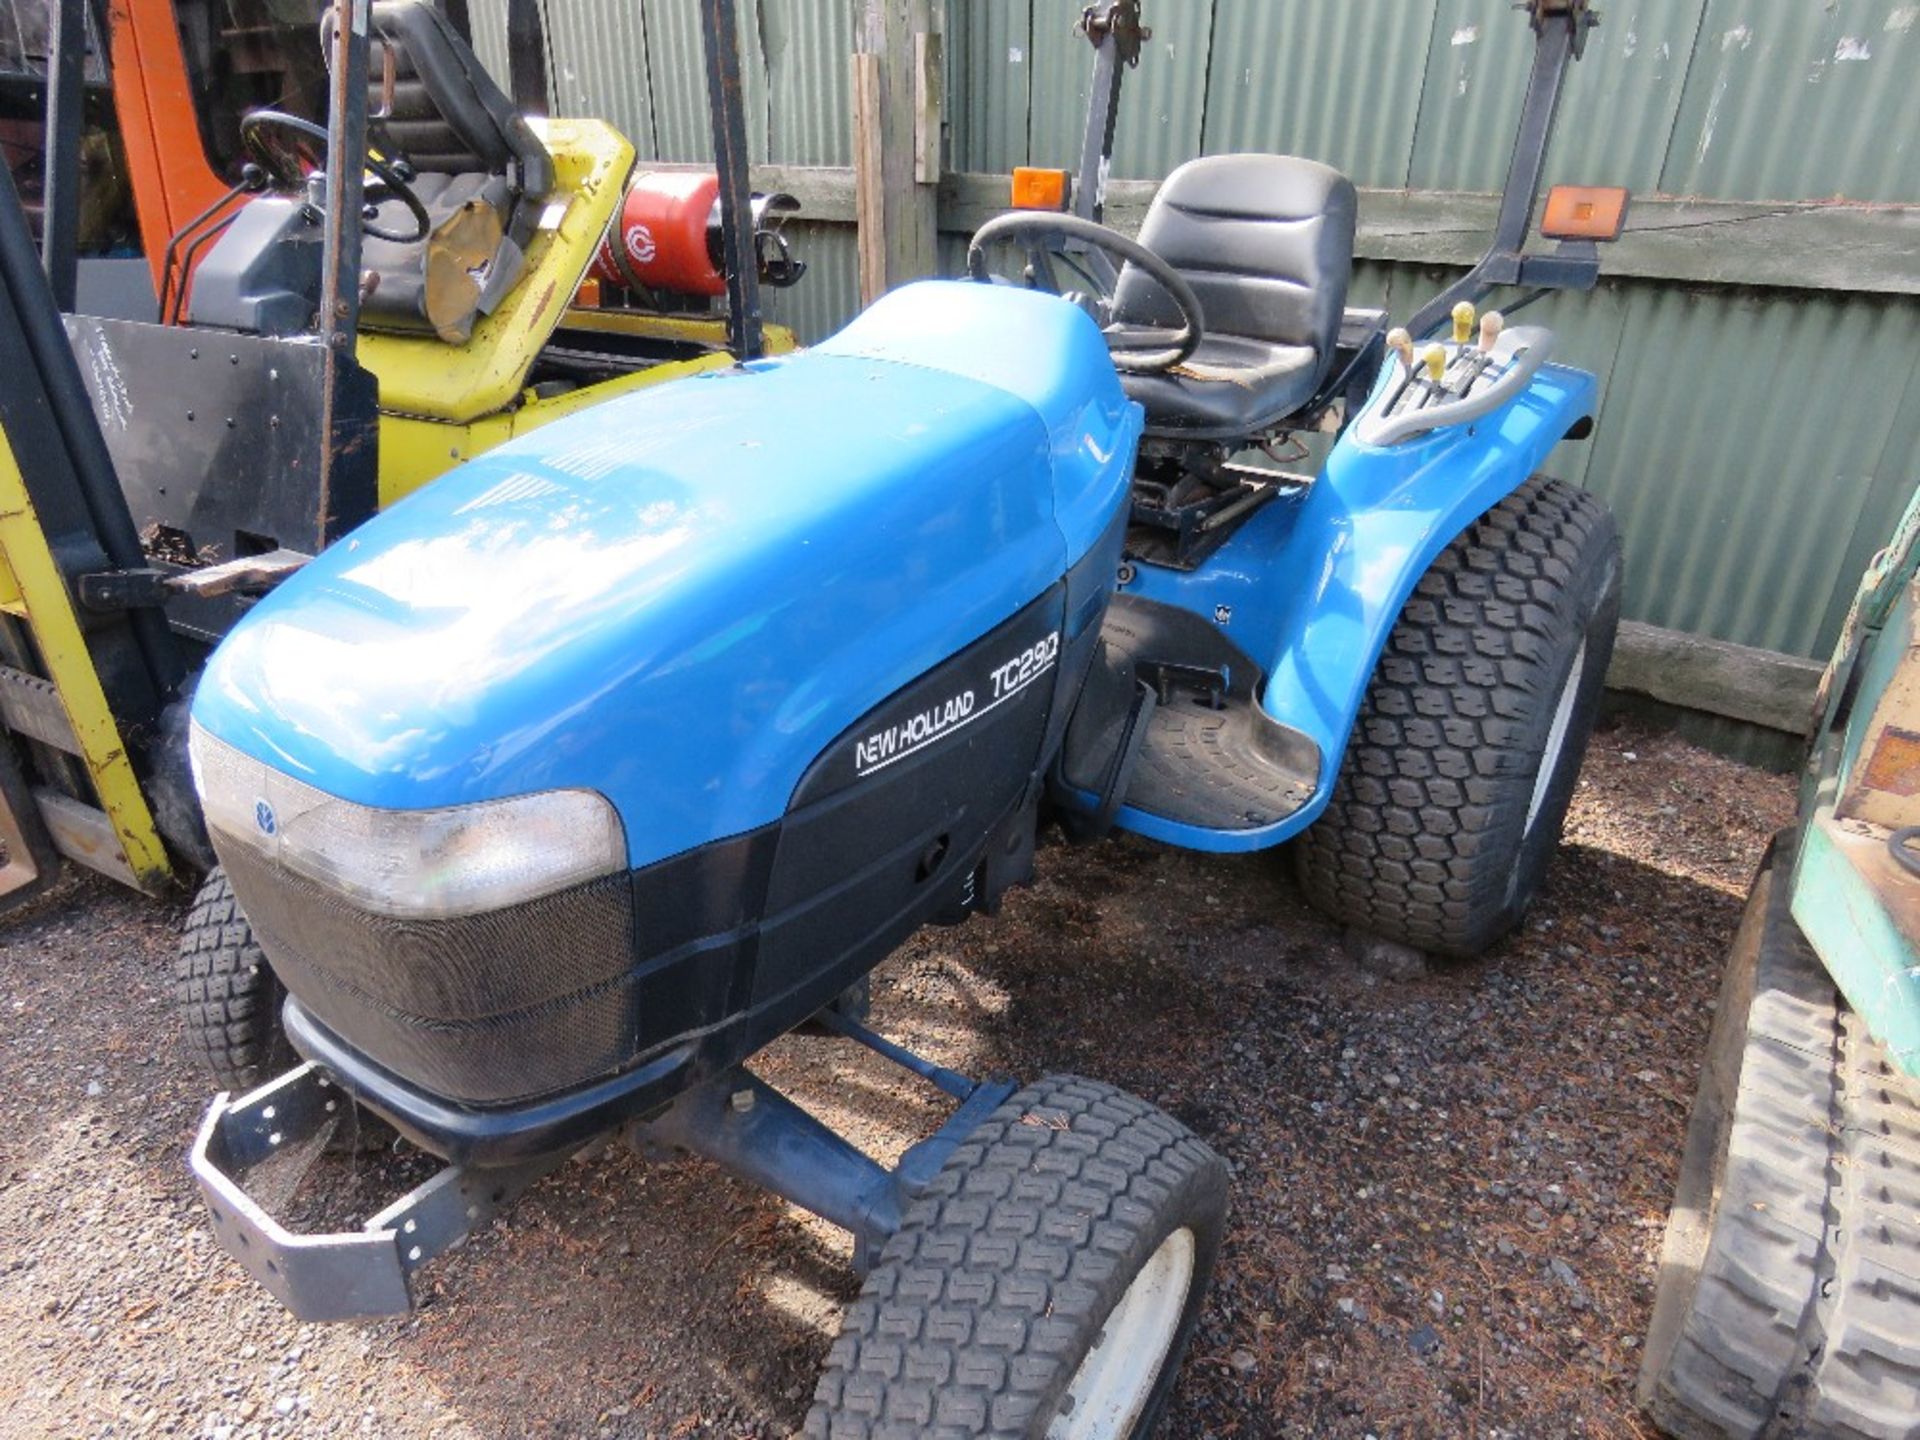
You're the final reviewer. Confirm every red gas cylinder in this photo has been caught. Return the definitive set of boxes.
[592,170,725,297]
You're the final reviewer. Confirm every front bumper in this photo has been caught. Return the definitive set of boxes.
[189,1063,564,1322]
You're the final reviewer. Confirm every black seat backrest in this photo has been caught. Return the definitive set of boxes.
[1113,154,1357,361]
[324,0,552,205]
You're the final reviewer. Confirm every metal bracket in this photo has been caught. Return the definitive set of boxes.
[1522,0,1599,57]
[190,1063,566,1322]
[1070,0,1149,233]
[1080,0,1149,65]
[1407,2,1599,337]
[627,1029,1019,1274]
[76,567,170,613]
[1058,676,1159,842]
[1139,659,1230,710]
[192,1034,1021,1318]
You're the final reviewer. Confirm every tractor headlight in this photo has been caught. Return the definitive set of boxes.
[189,724,627,920]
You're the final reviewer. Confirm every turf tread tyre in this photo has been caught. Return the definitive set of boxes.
[174,866,292,1092]
[1295,475,1620,957]
[805,1074,1227,1440]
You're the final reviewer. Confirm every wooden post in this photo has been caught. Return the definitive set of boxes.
[851,0,940,306]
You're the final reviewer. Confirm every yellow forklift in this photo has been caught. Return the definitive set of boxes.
[0,0,802,915]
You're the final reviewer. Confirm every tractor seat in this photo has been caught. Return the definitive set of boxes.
[323,0,555,343]
[1115,154,1357,441]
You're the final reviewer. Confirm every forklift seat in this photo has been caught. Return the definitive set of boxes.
[327,0,556,342]
[1116,154,1357,440]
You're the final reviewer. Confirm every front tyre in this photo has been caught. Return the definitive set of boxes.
[175,866,293,1092]
[806,1075,1227,1439]
[1295,476,1622,958]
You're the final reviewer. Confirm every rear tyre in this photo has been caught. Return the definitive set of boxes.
[1294,476,1620,958]
[806,1074,1227,1439]
[175,866,293,1093]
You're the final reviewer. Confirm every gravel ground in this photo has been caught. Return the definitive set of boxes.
[0,716,1793,1439]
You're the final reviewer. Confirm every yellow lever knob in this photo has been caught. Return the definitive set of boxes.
[1386,327,1414,372]
[1452,300,1476,345]
[1479,310,1505,351]
[1423,344,1448,383]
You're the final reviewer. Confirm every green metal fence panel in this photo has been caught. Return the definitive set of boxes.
[1026,0,1213,179]
[1408,0,1714,194]
[486,0,1920,204]
[1580,283,1920,659]
[1823,333,1920,653]
[1661,0,1920,203]
[766,221,860,342]
[633,0,773,164]
[1549,0,1713,193]
[945,0,1033,172]
[1200,0,1439,189]
[467,0,508,82]
[544,0,658,157]
[757,0,854,165]
[483,0,845,167]
[1406,1,1534,193]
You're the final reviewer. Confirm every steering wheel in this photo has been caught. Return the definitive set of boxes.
[238,110,432,246]
[966,211,1204,373]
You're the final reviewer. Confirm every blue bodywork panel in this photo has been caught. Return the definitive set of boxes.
[193,282,1141,870]
[1112,356,1599,852]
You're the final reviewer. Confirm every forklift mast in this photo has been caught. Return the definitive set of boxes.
[103,0,232,300]
[0,0,779,912]
[0,155,180,902]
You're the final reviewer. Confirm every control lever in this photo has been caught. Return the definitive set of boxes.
[1453,310,1507,389]
[1357,324,1556,447]
[1386,326,1415,375]
[1451,300,1476,346]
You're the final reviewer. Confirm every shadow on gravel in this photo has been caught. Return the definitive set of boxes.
[0,723,1786,1438]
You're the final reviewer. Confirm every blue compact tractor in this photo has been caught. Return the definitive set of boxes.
[187,2,1625,1433]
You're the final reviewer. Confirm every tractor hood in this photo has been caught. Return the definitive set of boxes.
[191,281,1140,870]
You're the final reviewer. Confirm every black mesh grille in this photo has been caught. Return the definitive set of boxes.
[220,844,636,1104]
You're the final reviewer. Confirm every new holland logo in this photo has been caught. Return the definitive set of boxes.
[854,632,1060,778]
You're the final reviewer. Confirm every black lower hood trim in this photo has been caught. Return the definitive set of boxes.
[283,999,697,1167]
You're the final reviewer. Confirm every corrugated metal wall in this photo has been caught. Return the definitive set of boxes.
[471,0,1920,671]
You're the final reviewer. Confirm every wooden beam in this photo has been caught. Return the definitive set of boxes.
[759,166,1917,298]
[911,172,1919,296]
[1606,621,1823,736]
[1350,192,1920,297]
[850,0,940,303]
[914,30,943,187]
[850,53,885,308]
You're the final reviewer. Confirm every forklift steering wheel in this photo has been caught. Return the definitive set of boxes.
[966,211,1203,373]
[238,111,432,246]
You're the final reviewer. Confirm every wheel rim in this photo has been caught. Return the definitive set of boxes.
[1046,1227,1196,1440]
[1524,637,1587,839]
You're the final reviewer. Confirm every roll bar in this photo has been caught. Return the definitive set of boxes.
[1405,0,1603,338]
[1073,0,1148,227]
[1067,1,1606,341]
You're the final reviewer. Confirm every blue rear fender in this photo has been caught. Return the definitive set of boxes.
[1114,358,1599,852]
